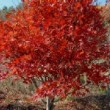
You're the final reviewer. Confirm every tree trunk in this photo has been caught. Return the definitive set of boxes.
[31,78,54,110]
[46,97,54,110]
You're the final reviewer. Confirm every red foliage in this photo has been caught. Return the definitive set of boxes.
[0,0,110,98]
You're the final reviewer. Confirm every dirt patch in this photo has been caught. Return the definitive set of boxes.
[0,104,43,110]
[54,95,110,110]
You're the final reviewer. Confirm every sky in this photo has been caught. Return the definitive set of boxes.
[0,0,107,9]
[96,0,106,5]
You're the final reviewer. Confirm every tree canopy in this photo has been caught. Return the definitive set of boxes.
[0,0,110,99]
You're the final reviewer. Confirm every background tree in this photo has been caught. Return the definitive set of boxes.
[0,6,13,20]
[0,2,23,21]
[0,0,110,110]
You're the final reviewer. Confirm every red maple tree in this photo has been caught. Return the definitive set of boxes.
[0,0,110,110]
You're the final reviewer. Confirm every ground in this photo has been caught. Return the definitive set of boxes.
[0,91,110,110]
